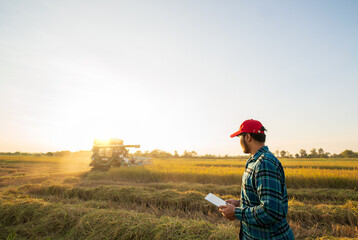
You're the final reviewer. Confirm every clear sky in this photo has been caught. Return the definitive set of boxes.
[0,0,357,156]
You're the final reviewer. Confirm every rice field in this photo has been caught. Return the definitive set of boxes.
[0,154,358,239]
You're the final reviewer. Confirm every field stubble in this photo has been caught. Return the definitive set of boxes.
[0,156,358,239]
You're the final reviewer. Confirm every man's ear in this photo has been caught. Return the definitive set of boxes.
[246,133,252,142]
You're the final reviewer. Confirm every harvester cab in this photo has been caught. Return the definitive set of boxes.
[90,138,140,170]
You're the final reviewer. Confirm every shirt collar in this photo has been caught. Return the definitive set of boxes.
[247,146,269,164]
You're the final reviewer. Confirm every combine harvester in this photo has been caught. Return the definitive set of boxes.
[90,138,152,170]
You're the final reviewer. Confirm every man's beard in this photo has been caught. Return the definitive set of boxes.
[242,137,250,154]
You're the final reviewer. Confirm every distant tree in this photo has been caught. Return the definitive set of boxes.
[133,150,143,157]
[318,148,329,158]
[149,149,160,158]
[174,151,179,158]
[341,150,358,158]
[318,148,324,156]
[275,150,280,157]
[181,150,198,158]
[309,148,318,158]
[299,149,307,158]
[331,153,341,158]
[148,149,173,158]
[280,150,287,158]
[46,152,54,156]
[143,151,149,157]
[190,151,198,158]
[295,153,300,158]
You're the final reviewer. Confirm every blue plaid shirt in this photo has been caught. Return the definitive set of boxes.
[235,146,294,239]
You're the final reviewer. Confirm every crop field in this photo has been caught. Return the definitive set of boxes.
[1,155,358,239]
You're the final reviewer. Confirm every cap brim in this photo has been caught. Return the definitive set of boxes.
[230,130,243,138]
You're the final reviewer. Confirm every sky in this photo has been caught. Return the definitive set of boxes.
[0,0,357,156]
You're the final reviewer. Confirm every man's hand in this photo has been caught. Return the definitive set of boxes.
[219,204,236,221]
[225,199,240,207]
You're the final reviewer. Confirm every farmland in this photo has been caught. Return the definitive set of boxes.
[1,154,358,239]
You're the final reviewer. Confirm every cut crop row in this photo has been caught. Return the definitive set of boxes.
[0,197,239,240]
[11,184,358,228]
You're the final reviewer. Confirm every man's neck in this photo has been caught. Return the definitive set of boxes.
[249,143,265,155]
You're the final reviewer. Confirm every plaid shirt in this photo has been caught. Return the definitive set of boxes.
[235,146,294,239]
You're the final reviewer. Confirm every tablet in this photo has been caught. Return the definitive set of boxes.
[204,193,227,207]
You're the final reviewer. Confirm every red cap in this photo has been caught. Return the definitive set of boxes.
[230,119,265,138]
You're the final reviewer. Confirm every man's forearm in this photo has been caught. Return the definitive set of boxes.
[234,204,284,226]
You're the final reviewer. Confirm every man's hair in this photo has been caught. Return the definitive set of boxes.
[240,126,266,143]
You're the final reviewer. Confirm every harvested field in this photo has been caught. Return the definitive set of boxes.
[0,155,358,239]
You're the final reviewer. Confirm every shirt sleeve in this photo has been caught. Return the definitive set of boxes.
[234,161,285,226]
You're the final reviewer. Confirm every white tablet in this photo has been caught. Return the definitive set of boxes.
[204,193,227,207]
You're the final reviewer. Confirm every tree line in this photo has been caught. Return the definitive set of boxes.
[275,148,358,158]
[131,149,246,159]
[1,149,357,159]
[0,151,90,157]
[132,148,358,159]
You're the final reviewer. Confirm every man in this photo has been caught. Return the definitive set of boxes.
[219,119,294,239]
